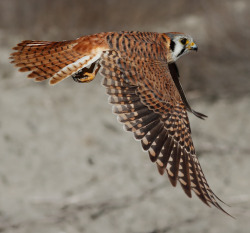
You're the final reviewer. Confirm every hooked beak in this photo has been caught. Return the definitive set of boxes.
[188,42,198,51]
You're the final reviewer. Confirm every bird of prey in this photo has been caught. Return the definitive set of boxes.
[10,31,230,216]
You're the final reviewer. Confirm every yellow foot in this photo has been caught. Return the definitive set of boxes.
[76,72,95,83]
[72,62,101,83]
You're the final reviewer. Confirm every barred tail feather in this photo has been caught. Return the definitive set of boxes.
[10,38,104,85]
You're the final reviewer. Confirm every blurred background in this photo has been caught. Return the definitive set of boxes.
[0,0,250,232]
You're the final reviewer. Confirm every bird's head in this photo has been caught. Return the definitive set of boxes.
[165,32,198,62]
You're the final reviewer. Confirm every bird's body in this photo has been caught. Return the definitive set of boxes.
[10,31,229,216]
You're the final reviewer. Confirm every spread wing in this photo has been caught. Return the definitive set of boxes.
[100,50,229,215]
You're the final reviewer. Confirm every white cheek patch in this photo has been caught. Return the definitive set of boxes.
[171,42,186,61]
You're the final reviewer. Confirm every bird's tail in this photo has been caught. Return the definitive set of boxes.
[10,35,108,85]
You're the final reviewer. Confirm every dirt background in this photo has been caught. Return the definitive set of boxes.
[1,0,250,232]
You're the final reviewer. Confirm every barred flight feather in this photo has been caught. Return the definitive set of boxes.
[156,136,175,175]
[141,123,164,151]
[112,102,145,114]
[148,129,168,162]
[117,107,152,123]
[178,150,192,197]
[134,121,161,141]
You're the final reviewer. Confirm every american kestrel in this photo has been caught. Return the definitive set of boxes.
[10,31,230,216]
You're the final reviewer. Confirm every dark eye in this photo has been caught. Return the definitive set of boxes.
[180,38,187,45]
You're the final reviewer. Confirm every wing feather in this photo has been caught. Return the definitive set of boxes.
[99,45,230,215]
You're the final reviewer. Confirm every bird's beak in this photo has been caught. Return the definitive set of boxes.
[188,42,198,51]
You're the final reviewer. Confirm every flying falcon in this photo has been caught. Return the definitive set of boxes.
[10,31,230,216]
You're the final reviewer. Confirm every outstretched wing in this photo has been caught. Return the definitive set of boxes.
[100,49,229,215]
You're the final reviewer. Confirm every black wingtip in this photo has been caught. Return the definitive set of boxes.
[192,110,208,120]
[216,203,235,219]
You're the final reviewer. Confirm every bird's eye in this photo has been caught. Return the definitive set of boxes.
[180,38,187,45]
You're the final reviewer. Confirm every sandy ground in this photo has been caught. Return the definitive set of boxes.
[0,36,250,233]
